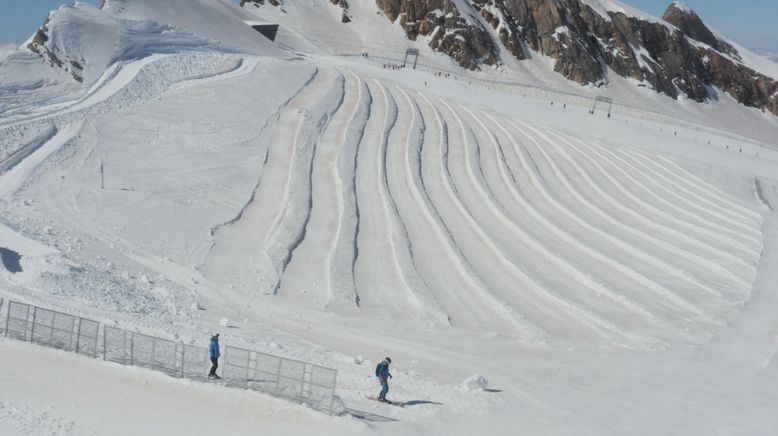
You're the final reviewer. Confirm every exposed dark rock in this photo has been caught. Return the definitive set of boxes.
[26,18,83,82]
[240,0,282,6]
[372,0,778,115]
[374,0,499,70]
[661,2,738,57]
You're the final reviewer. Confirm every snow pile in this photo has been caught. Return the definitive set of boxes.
[461,374,489,391]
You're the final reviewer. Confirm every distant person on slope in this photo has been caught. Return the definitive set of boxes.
[208,333,221,379]
[375,357,393,401]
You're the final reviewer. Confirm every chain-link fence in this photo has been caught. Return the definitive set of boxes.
[103,325,132,365]
[5,300,32,341]
[222,346,338,414]
[181,343,210,380]
[76,317,100,357]
[3,301,339,414]
[104,327,182,377]
[4,301,99,357]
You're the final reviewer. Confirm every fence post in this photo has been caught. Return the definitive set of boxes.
[151,336,157,371]
[30,307,39,344]
[299,363,308,404]
[129,331,134,365]
[330,370,338,416]
[179,343,185,378]
[275,358,282,394]
[3,300,9,337]
[74,317,81,353]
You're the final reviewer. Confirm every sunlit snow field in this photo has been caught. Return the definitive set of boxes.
[1,1,778,435]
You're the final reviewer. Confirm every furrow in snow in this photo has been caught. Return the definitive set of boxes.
[351,78,424,320]
[269,72,347,295]
[277,69,362,307]
[374,80,450,325]
[557,132,754,290]
[504,119,716,322]
[540,128,730,299]
[457,106,669,329]
[515,122,753,274]
[412,93,547,338]
[435,97,642,344]
[615,148,762,241]
[330,70,372,308]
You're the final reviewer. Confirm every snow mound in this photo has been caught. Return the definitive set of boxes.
[461,375,489,390]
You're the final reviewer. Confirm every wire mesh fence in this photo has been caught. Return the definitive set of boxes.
[4,301,99,358]
[222,346,338,414]
[181,343,210,380]
[131,332,181,377]
[76,317,100,357]
[103,325,132,365]
[5,300,32,341]
[3,301,339,414]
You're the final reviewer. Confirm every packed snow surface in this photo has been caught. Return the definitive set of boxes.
[1,0,778,435]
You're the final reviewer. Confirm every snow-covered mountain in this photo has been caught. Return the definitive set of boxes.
[1,0,778,435]
[244,0,778,116]
[763,51,778,63]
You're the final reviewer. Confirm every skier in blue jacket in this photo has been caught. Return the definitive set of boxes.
[375,357,392,401]
[208,333,221,379]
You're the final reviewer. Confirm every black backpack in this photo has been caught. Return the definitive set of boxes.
[375,361,383,377]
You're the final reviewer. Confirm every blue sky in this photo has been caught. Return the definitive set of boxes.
[0,0,775,52]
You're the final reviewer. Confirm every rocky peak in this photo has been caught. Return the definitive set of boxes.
[375,0,499,70]
[27,16,85,82]
[661,2,737,57]
[371,0,777,116]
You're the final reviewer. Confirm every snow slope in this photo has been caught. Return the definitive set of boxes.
[1,1,778,435]
[0,43,17,60]
[242,1,778,146]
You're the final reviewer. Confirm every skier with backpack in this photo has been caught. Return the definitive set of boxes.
[375,357,392,401]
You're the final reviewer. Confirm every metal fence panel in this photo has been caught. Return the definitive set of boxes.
[277,359,305,401]
[31,307,77,351]
[153,337,179,376]
[182,344,209,380]
[223,346,251,387]
[306,365,338,412]
[104,326,132,365]
[76,318,99,357]
[131,333,179,377]
[5,301,32,341]
[2,300,339,414]
[250,352,281,393]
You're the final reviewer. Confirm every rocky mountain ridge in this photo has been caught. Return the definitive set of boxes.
[376,0,777,115]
